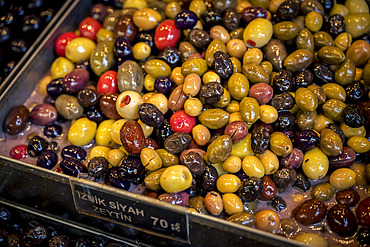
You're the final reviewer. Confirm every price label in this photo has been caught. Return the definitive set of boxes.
[70,179,189,243]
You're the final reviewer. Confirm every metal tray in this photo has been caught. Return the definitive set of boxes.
[0,1,302,246]
[0,0,75,95]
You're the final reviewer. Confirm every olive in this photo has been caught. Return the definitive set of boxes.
[36,150,58,170]
[342,105,366,128]
[313,62,334,84]
[327,204,358,237]
[22,224,48,246]
[181,151,205,176]
[272,168,297,189]
[295,70,314,89]
[271,196,287,212]
[272,70,294,94]
[238,177,263,202]
[199,82,224,105]
[200,164,218,191]
[164,132,192,154]
[118,156,144,181]
[357,227,370,246]
[345,81,366,104]
[311,183,334,201]
[276,0,300,21]
[138,103,164,128]
[272,111,296,131]
[61,145,87,161]
[104,167,131,190]
[292,199,327,225]
[59,158,87,177]
[270,93,295,112]
[222,8,241,31]
[295,130,319,151]
[324,14,346,37]
[27,136,49,157]
[251,125,270,154]
[335,189,360,207]
[88,157,109,177]
[280,218,298,236]
[356,197,370,227]
[4,105,29,135]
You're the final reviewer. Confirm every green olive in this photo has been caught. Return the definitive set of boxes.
[317,46,345,65]
[243,18,273,48]
[284,49,314,72]
[297,110,317,130]
[335,32,352,51]
[347,136,370,153]
[144,168,166,191]
[144,59,171,78]
[296,28,314,53]
[322,99,347,121]
[227,73,250,100]
[214,88,231,108]
[231,133,254,159]
[314,113,334,132]
[160,165,193,193]
[270,132,293,156]
[321,83,346,101]
[239,97,260,125]
[205,39,226,66]
[334,59,356,86]
[140,148,162,171]
[181,58,208,76]
[345,13,370,38]
[311,183,335,201]
[273,21,300,40]
[198,109,230,129]
[188,196,208,214]
[320,128,343,156]
[222,193,244,215]
[340,122,366,139]
[308,85,326,104]
[205,135,233,163]
[90,41,115,76]
[330,168,357,190]
[242,62,269,84]
[302,147,329,180]
[313,31,334,49]
[156,149,179,167]
[295,88,319,112]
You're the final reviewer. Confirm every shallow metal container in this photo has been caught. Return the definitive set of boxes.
[0,1,302,246]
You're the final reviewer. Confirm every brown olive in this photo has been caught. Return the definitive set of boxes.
[292,199,327,225]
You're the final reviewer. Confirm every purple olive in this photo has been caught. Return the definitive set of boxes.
[62,69,89,94]
[175,10,198,29]
[4,105,29,135]
[295,129,319,151]
[117,156,144,181]
[36,150,58,169]
[327,204,358,237]
[158,191,190,206]
[43,124,62,139]
[242,7,268,25]
[104,167,131,190]
[61,145,87,161]
[293,199,327,225]
[280,148,304,169]
[30,103,57,125]
[329,147,356,169]
[335,189,360,207]
[154,76,174,96]
[59,158,88,177]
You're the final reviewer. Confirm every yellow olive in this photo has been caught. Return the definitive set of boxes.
[140,148,162,171]
[89,146,111,160]
[160,165,193,193]
[269,132,293,156]
[217,174,241,193]
[330,168,357,190]
[302,147,329,180]
[68,118,97,146]
[256,150,279,175]
[242,155,265,178]
[222,155,242,173]
[95,119,116,147]
[222,193,244,215]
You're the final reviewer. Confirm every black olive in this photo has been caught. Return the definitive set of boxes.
[293,173,311,192]
[238,177,263,202]
[342,105,366,128]
[273,168,297,189]
[345,81,366,104]
[272,70,294,93]
[294,70,314,89]
[271,196,287,212]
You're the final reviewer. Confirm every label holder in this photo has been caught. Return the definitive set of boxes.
[70,178,190,244]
